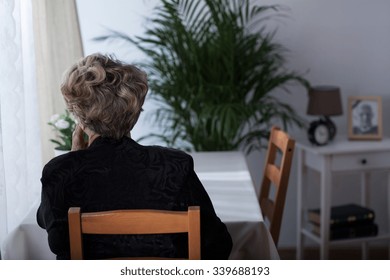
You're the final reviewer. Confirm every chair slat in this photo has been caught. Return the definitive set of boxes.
[265,163,281,187]
[82,210,189,234]
[270,129,289,151]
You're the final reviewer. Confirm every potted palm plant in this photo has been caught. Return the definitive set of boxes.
[96,0,308,153]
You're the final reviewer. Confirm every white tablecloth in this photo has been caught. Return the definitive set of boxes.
[1,151,279,260]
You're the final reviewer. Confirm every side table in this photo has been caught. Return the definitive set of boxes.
[296,137,390,259]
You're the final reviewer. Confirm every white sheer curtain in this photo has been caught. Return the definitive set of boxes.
[0,0,42,245]
[32,0,84,164]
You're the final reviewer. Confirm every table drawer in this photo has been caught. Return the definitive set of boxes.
[331,151,390,171]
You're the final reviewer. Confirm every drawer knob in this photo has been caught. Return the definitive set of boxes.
[361,159,367,165]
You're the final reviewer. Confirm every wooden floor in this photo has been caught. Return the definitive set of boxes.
[279,247,389,260]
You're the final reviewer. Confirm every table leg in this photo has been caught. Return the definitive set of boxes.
[320,156,332,260]
[360,172,370,259]
[296,149,305,259]
[388,172,390,259]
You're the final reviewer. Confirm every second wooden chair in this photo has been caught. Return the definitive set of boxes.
[259,126,295,246]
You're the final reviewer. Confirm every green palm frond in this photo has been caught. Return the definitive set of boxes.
[95,0,309,153]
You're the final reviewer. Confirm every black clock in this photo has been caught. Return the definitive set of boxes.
[308,117,335,146]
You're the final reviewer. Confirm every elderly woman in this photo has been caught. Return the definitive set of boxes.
[37,53,232,260]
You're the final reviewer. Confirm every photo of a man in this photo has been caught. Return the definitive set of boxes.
[352,102,378,135]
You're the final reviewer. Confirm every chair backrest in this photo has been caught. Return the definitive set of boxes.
[68,206,201,260]
[258,126,295,246]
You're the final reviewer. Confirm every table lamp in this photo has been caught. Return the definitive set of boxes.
[307,86,343,145]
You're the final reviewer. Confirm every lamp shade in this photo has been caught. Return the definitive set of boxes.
[307,86,343,116]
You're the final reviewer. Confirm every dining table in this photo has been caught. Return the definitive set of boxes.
[1,151,279,260]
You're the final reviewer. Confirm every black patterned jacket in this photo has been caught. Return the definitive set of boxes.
[37,136,232,259]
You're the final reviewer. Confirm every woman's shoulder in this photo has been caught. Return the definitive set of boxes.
[146,144,193,160]
[151,145,190,157]
[137,143,195,171]
[41,150,85,181]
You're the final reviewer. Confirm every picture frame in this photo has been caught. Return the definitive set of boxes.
[348,96,382,140]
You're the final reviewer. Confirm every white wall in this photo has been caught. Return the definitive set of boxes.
[76,0,390,248]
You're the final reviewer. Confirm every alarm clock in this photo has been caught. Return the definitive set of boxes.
[308,118,334,146]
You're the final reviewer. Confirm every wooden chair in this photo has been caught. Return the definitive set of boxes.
[259,126,295,246]
[68,206,201,260]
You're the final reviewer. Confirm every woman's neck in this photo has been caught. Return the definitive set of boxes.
[83,127,100,146]
[88,133,100,146]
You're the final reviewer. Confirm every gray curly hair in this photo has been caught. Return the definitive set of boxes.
[61,53,148,139]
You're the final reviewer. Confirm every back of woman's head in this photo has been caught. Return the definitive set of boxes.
[61,53,148,139]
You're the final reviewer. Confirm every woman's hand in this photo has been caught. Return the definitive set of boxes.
[71,124,88,151]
